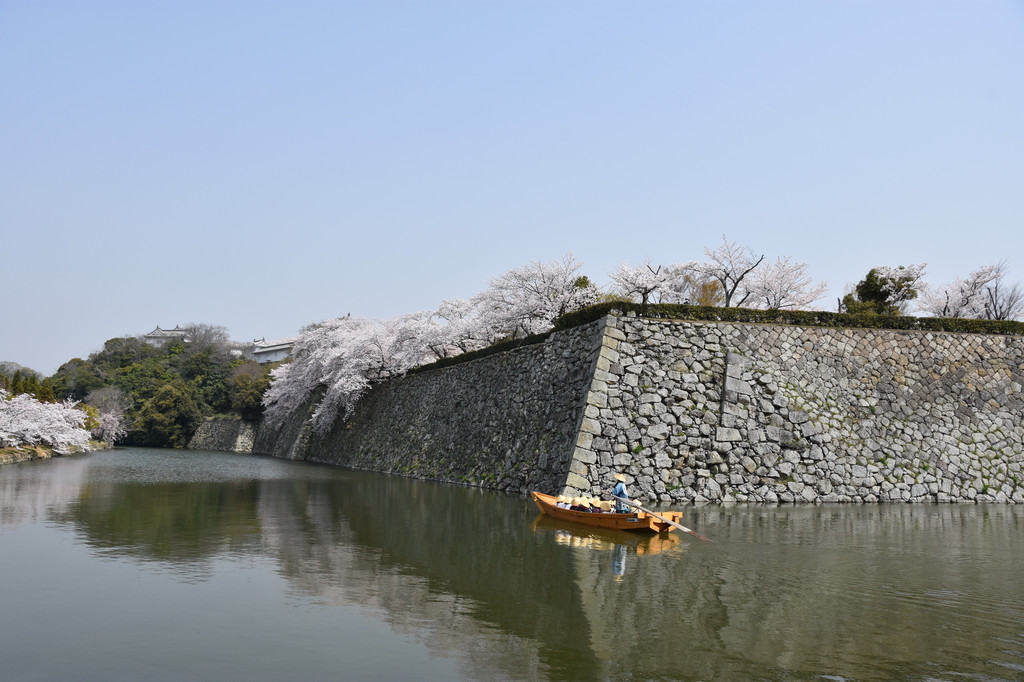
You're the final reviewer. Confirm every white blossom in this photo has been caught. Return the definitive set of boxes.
[85,386,128,444]
[262,255,599,433]
[262,314,433,434]
[745,256,829,310]
[434,298,491,355]
[0,389,93,454]
[874,263,927,313]
[920,262,1024,320]
[698,236,765,307]
[472,253,597,338]
[918,265,997,318]
[608,259,675,305]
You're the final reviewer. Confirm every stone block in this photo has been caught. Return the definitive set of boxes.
[789,410,810,424]
[725,377,753,395]
[569,456,590,475]
[716,427,742,442]
[565,472,590,490]
[648,424,671,439]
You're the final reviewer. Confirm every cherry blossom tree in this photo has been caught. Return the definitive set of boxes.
[842,264,927,315]
[875,263,928,314]
[661,264,723,306]
[434,298,491,356]
[0,389,93,454]
[608,259,675,305]
[698,236,765,307]
[262,255,603,433]
[981,261,1024,320]
[262,314,433,434]
[918,265,997,318]
[472,253,597,338]
[94,410,128,445]
[85,386,128,444]
[745,256,829,310]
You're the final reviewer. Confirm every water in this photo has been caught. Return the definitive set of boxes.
[1,448,1023,681]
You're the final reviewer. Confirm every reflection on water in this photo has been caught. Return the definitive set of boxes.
[2,448,1024,681]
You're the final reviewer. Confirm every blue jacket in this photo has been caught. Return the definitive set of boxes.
[611,481,629,513]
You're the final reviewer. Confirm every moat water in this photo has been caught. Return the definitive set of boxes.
[1,447,1022,681]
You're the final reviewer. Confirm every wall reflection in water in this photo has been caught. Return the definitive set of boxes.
[3,448,1024,681]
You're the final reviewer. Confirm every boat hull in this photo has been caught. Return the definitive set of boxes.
[530,491,682,533]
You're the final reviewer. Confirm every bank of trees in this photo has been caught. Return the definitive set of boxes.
[605,237,827,310]
[44,325,274,448]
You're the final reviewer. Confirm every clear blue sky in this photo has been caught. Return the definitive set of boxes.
[2,1,1022,375]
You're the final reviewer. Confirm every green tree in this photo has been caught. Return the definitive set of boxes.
[175,348,231,414]
[44,325,243,448]
[91,337,157,377]
[841,267,924,316]
[10,370,24,395]
[52,358,105,401]
[227,361,271,421]
[130,380,202,448]
[35,378,56,402]
[114,361,176,405]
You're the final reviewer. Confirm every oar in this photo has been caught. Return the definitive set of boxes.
[608,493,712,541]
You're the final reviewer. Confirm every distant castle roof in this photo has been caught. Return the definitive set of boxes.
[251,337,295,363]
[252,337,295,353]
[144,326,190,343]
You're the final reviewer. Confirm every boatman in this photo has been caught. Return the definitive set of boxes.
[610,473,629,513]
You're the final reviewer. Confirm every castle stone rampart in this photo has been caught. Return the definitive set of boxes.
[250,314,1024,503]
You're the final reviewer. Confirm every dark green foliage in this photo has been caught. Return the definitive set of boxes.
[228,361,271,421]
[842,268,892,315]
[130,380,203,448]
[840,268,921,315]
[175,347,232,414]
[45,330,272,448]
[92,337,158,374]
[35,378,56,402]
[51,359,105,401]
[0,369,56,402]
[114,362,177,405]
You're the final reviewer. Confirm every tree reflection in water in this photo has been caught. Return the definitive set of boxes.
[5,448,1024,681]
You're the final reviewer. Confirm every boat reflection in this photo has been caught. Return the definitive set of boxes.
[530,513,684,580]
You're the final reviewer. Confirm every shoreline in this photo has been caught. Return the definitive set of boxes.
[0,441,111,467]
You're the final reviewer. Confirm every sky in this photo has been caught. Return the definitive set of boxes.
[2,1,1023,376]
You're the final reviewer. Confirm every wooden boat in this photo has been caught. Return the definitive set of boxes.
[530,491,685,533]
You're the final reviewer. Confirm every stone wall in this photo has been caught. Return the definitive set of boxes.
[254,318,609,495]
[189,419,257,454]
[252,313,1024,504]
[564,314,1024,503]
